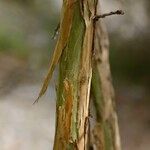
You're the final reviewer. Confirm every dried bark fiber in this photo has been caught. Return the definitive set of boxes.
[53,0,98,149]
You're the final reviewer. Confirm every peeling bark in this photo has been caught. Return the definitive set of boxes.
[37,0,121,149]
[53,0,98,149]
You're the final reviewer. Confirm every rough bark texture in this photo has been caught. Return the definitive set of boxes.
[53,0,97,149]
[91,12,121,150]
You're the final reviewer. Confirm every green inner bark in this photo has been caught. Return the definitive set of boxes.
[55,2,85,149]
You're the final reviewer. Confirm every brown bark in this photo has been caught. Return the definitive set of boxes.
[91,11,121,150]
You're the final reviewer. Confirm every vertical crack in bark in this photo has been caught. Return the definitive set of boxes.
[77,1,98,149]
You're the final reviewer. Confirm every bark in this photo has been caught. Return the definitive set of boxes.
[91,10,121,150]
[36,0,121,149]
[53,0,98,149]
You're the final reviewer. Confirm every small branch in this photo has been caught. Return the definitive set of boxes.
[51,23,60,39]
[93,10,124,21]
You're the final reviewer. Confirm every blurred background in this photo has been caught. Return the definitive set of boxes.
[0,0,149,149]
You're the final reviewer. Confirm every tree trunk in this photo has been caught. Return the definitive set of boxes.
[37,0,121,149]
[53,0,98,149]
[91,8,121,150]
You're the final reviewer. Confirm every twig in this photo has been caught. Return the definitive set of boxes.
[93,10,124,21]
[51,23,60,39]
